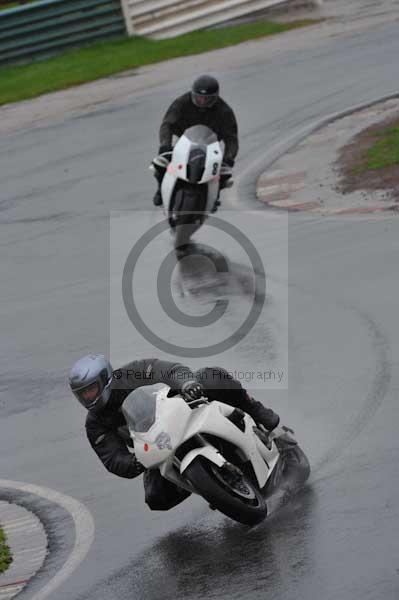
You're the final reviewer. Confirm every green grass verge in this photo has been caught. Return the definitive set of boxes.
[0,0,38,11]
[0,527,12,574]
[0,18,318,106]
[363,121,399,170]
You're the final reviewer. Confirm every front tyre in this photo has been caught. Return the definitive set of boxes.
[171,186,206,250]
[185,458,267,525]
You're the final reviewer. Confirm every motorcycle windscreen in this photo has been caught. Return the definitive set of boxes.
[184,125,218,145]
[122,383,164,432]
[186,146,207,183]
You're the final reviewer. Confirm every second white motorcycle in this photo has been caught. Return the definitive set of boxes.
[151,125,232,249]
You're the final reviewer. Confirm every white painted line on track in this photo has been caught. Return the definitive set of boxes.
[7,516,38,524]
[0,479,95,600]
[12,547,45,555]
[0,587,24,597]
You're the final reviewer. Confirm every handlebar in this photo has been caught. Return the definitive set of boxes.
[185,397,209,408]
[151,152,172,170]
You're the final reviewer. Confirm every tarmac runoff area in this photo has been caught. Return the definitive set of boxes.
[256,96,399,215]
[0,502,47,600]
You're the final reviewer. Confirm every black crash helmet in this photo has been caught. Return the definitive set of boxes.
[191,75,219,108]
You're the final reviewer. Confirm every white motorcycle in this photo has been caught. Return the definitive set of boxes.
[122,383,310,526]
[151,125,233,249]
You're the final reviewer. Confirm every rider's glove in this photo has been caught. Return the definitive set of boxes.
[282,425,295,435]
[158,144,173,155]
[181,380,204,402]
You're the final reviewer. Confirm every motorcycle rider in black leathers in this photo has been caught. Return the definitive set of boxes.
[69,354,279,511]
[152,74,239,211]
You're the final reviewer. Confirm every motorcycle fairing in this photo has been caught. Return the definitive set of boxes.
[161,126,223,214]
[126,392,193,469]
[127,389,279,489]
[178,401,278,488]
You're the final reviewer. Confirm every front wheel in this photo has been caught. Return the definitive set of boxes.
[184,458,267,525]
[171,186,206,250]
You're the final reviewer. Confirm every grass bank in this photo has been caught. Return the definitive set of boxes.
[0,527,12,574]
[0,18,317,106]
[0,0,38,11]
[362,120,399,171]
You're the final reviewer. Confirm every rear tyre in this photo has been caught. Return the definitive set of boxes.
[184,457,267,525]
[263,444,310,498]
[281,445,310,485]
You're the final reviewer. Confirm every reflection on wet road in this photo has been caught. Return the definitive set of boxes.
[111,210,287,379]
[175,242,265,306]
[83,487,317,600]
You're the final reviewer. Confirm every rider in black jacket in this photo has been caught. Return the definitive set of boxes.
[69,355,279,510]
[153,75,239,209]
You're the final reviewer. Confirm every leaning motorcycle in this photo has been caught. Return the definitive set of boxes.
[151,125,232,250]
[122,383,310,526]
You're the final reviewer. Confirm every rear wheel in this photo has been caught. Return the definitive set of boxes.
[184,457,267,525]
[263,444,310,498]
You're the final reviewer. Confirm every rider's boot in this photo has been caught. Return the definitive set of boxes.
[211,199,221,213]
[153,189,162,206]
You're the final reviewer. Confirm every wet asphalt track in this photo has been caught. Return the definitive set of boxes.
[1,3,399,599]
